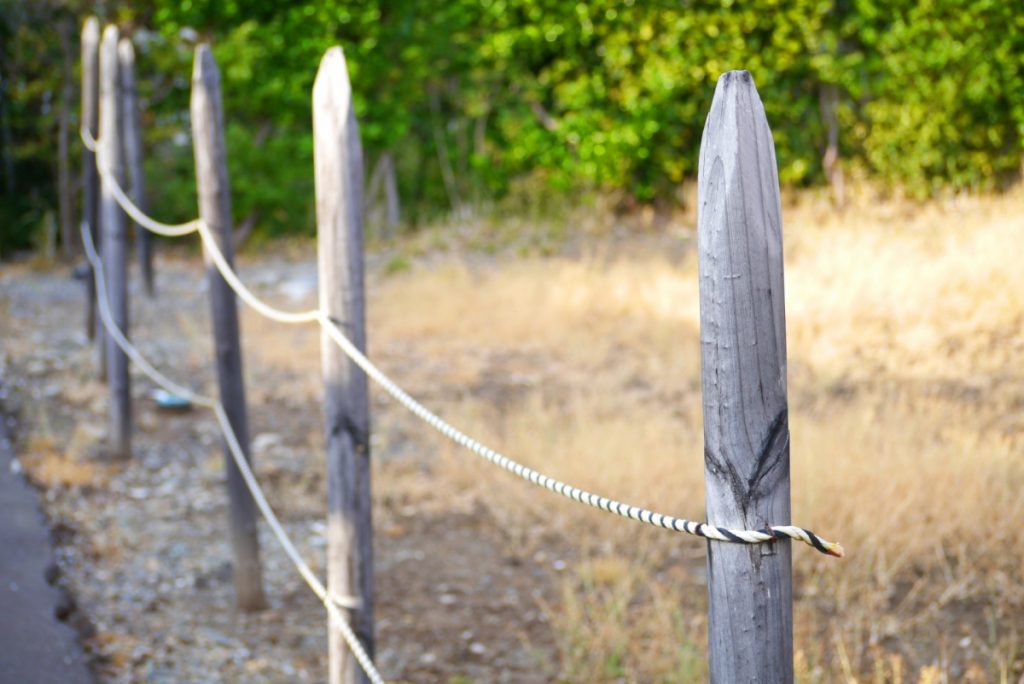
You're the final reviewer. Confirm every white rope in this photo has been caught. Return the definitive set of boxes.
[188,228,843,556]
[195,221,320,324]
[319,315,844,556]
[82,128,843,558]
[83,127,201,238]
[85,129,318,324]
[80,221,386,683]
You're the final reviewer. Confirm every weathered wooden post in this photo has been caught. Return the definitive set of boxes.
[118,38,155,297]
[98,25,131,459]
[381,152,399,238]
[313,47,374,684]
[81,18,101,349]
[190,44,266,611]
[57,17,75,258]
[697,70,793,683]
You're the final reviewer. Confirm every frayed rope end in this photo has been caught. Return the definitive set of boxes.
[824,542,845,558]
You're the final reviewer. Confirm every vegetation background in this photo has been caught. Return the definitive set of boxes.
[2,0,1023,253]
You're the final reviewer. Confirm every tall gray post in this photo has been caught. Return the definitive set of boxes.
[697,70,793,683]
[313,47,374,684]
[118,38,155,296]
[81,19,101,351]
[191,44,266,611]
[98,25,131,459]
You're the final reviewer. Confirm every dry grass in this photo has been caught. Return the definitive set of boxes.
[242,188,1024,681]
[20,433,110,489]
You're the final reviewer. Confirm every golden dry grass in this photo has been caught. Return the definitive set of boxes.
[20,432,110,489]
[239,189,1024,682]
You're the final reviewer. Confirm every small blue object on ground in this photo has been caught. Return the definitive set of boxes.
[151,388,192,410]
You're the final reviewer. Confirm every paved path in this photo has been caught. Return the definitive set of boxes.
[0,412,93,684]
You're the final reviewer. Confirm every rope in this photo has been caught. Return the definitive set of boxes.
[83,127,202,238]
[320,315,844,557]
[195,221,320,324]
[83,126,844,559]
[85,127,317,323]
[80,221,386,684]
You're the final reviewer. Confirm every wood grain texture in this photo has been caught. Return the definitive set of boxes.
[697,70,793,683]
[98,24,131,459]
[81,18,100,348]
[118,38,154,297]
[313,47,374,684]
[191,44,266,612]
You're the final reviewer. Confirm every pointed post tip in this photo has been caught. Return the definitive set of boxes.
[101,24,119,45]
[313,46,353,111]
[314,46,351,90]
[713,70,759,98]
[118,38,135,61]
[82,17,100,41]
[322,45,345,64]
[720,69,753,83]
[320,46,348,71]
[193,44,220,84]
[99,25,120,79]
[705,68,769,134]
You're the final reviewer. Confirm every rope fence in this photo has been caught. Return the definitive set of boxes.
[80,219,385,684]
[76,38,843,682]
[83,124,844,559]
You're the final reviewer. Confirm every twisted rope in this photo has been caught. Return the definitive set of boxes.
[321,315,843,557]
[83,127,202,237]
[80,221,386,684]
[83,127,844,559]
[195,222,320,324]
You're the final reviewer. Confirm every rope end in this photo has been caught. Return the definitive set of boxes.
[824,542,845,558]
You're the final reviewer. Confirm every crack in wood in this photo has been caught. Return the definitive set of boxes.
[704,407,788,517]
[330,411,369,456]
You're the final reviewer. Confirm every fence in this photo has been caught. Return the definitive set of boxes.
[76,17,842,684]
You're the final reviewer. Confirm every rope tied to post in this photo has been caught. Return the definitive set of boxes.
[79,220,385,684]
[82,125,844,559]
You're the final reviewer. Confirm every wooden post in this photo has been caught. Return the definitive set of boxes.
[98,25,131,459]
[697,70,793,683]
[366,151,399,239]
[81,18,101,349]
[118,38,155,296]
[381,152,400,238]
[313,47,374,684]
[57,17,75,258]
[819,83,845,210]
[0,75,12,197]
[190,44,266,612]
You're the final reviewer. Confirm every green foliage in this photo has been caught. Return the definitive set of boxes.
[0,0,80,255]
[2,0,1022,254]
[851,0,1024,194]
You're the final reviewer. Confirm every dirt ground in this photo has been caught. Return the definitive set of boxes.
[0,254,564,683]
